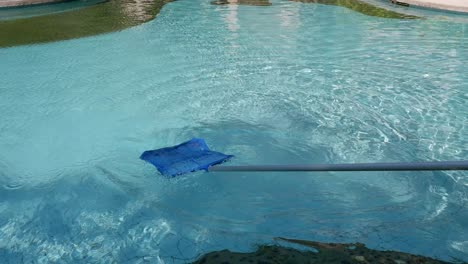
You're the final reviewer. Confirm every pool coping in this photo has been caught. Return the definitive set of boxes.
[390,0,468,14]
[0,0,70,8]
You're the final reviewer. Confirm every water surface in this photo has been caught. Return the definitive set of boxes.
[0,0,467,262]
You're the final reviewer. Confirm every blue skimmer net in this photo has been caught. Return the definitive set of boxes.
[140,138,233,177]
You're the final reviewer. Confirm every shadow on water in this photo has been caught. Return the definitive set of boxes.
[0,0,173,47]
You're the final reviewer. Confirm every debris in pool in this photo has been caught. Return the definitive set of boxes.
[390,0,410,7]
[211,0,272,6]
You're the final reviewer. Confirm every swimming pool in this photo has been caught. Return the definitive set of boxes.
[0,0,467,262]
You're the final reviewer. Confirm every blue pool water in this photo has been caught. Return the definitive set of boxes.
[0,0,467,262]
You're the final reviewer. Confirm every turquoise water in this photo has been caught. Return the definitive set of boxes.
[0,0,467,262]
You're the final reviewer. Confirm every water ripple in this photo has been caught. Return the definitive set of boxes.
[0,0,467,262]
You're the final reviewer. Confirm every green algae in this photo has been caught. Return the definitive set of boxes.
[0,0,417,48]
[0,0,172,47]
[193,238,453,264]
[290,0,419,19]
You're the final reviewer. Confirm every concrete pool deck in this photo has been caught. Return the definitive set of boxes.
[391,0,468,13]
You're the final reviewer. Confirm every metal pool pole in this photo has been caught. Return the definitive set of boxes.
[209,160,468,172]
